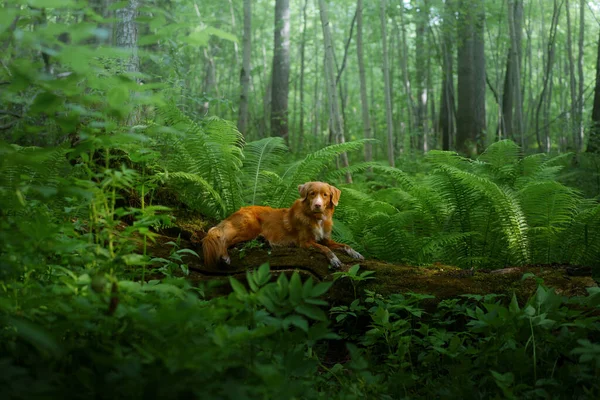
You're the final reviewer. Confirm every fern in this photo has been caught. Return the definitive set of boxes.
[152,106,244,218]
[269,140,369,208]
[242,137,288,204]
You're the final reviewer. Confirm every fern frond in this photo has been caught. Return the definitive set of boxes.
[242,137,288,204]
[269,140,368,208]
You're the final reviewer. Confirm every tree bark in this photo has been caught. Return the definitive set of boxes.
[535,0,561,153]
[502,0,524,145]
[456,0,486,156]
[356,0,373,162]
[399,8,415,143]
[115,0,140,74]
[439,0,456,151]
[588,28,600,153]
[319,0,352,182]
[380,0,395,167]
[237,0,252,136]
[577,0,585,151]
[297,0,309,153]
[271,0,291,142]
[115,0,140,125]
[565,0,578,150]
[415,1,429,152]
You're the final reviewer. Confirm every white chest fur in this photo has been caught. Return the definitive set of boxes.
[313,220,325,241]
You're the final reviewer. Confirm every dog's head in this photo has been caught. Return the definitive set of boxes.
[298,181,341,215]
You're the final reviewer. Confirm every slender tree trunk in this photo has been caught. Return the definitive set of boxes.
[318,0,352,182]
[439,0,456,151]
[237,0,252,136]
[297,0,308,153]
[565,0,578,150]
[502,0,524,145]
[380,0,395,166]
[356,0,373,162]
[115,0,140,124]
[577,0,585,151]
[588,28,600,153]
[535,0,561,152]
[399,8,415,141]
[271,0,291,142]
[415,1,428,152]
[456,0,486,156]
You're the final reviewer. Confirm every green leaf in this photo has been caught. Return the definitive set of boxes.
[229,277,247,298]
[289,272,302,305]
[283,315,309,332]
[245,270,258,292]
[509,293,520,314]
[311,281,333,297]
[348,264,361,276]
[295,304,327,321]
[205,26,238,43]
[256,263,271,286]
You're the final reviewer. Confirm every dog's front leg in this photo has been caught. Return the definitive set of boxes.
[301,240,343,269]
[322,239,365,260]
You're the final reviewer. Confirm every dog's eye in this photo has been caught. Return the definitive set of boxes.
[323,193,329,197]
[310,191,315,196]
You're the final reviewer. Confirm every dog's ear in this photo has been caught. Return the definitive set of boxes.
[329,185,341,206]
[298,183,309,200]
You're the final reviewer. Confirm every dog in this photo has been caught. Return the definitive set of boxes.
[202,181,364,269]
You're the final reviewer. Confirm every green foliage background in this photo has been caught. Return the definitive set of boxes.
[1,1,599,398]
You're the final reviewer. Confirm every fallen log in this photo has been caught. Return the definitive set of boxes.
[145,231,597,305]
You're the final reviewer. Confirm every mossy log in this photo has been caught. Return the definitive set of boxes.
[145,229,597,305]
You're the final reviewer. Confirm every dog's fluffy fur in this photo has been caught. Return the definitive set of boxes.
[202,181,364,269]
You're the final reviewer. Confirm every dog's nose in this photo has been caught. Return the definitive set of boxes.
[314,203,322,209]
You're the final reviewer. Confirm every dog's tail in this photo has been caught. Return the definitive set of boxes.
[202,226,227,267]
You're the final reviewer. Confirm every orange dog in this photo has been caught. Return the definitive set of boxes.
[202,181,364,269]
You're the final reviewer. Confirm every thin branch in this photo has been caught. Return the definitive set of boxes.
[335,8,357,86]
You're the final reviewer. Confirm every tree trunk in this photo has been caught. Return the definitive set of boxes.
[115,0,139,74]
[356,0,373,162]
[318,0,352,182]
[115,0,140,125]
[565,0,578,150]
[237,0,252,136]
[535,0,561,153]
[297,0,309,153]
[399,7,415,143]
[456,0,486,156]
[271,0,291,142]
[502,0,524,145]
[587,28,600,153]
[415,1,428,152]
[577,0,585,152]
[439,0,456,151]
[380,0,395,167]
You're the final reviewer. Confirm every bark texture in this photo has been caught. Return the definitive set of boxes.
[380,0,395,166]
[237,0,252,135]
[356,0,373,162]
[271,0,291,142]
[318,0,352,182]
[456,0,486,156]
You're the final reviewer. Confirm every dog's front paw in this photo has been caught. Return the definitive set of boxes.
[345,247,365,260]
[329,255,343,270]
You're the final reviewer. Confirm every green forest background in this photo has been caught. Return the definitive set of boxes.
[1,0,600,398]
